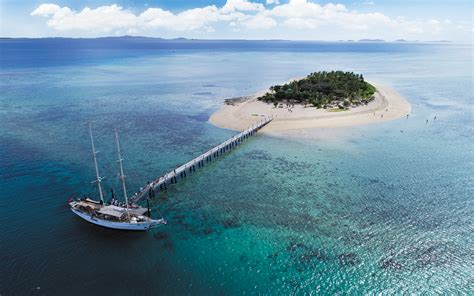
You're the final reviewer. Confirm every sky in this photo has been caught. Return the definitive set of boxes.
[0,0,472,41]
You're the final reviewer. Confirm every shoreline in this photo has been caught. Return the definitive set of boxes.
[208,80,411,135]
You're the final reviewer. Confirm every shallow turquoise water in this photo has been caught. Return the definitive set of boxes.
[0,40,472,294]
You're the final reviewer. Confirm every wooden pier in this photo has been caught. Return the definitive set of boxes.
[131,117,272,202]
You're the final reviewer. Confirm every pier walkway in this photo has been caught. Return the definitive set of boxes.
[131,117,272,202]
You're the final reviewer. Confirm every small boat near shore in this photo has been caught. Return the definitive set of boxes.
[69,124,166,231]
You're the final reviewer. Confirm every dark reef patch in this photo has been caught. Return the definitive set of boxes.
[186,112,210,122]
[153,231,169,240]
[379,258,403,271]
[338,253,360,266]
[413,245,449,269]
[299,249,327,263]
[162,240,175,252]
[283,240,328,273]
[203,226,214,235]
[245,149,273,161]
[222,217,240,228]
[287,242,306,252]
[176,220,201,236]
[193,92,213,96]
[267,252,279,260]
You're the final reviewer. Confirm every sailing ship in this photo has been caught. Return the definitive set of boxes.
[69,123,166,231]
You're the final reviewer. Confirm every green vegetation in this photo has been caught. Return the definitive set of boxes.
[258,71,376,109]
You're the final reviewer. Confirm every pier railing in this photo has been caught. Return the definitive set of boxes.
[131,117,272,202]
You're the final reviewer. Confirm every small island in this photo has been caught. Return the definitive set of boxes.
[209,71,411,135]
[257,71,376,110]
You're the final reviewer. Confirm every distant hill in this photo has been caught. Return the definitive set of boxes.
[394,39,420,43]
[358,39,385,42]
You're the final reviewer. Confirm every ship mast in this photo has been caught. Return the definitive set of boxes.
[114,129,130,215]
[88,123,105,204]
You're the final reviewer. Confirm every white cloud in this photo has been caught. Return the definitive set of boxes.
[32,4,137,33]
[30,3,63,16]
[142,6,222,31]
[243,14,277,29]
[221,0,264,13]
[29,1,471,41]
[30,3,254,33]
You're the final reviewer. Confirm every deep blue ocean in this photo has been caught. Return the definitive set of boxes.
[0,38,472,294]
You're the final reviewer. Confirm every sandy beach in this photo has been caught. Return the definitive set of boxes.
[209,81,411,135]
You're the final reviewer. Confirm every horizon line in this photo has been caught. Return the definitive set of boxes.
[0,35,466,44]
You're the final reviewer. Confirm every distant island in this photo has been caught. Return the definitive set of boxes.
[257,71,376,110]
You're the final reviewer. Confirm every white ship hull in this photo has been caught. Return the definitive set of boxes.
[71,207,163,231]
